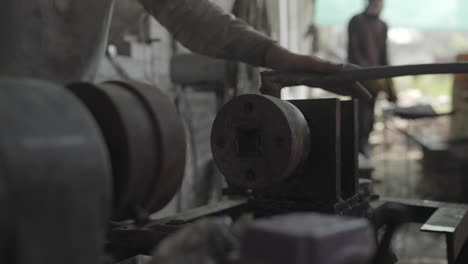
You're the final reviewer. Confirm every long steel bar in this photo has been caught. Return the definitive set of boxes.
[261,62,468,97]
[326,63,468,83]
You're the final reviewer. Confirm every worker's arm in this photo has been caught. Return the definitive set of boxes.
[138,0,274,67]
[138,0,370,99]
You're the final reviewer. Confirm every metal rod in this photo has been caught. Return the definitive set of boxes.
[260,62,468,97]
[324,62,468,83]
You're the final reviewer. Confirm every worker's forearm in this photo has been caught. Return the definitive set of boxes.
[138,0,274,66]
[138,0,368,94]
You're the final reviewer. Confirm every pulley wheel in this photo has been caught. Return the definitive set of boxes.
[69,82,157,221]
[211,94,310,190]
[113,81,186,214]
[0,78,111,264]
[69,81,186,220]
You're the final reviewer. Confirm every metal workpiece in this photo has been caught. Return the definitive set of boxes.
[241,213,376,264]
[69,81,186,221]
[212,96,360,206]
[260,62,468,97]
[373,198,468,264]
[0,78,111,264]
[211,94,310,190]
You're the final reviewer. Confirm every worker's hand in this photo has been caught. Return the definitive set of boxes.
[264,44,372,100]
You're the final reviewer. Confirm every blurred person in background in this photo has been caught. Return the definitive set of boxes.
[348,0,398,157]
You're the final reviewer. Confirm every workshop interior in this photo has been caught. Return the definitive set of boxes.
[2,0,468,264]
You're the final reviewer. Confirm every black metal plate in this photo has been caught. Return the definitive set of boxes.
[340,100,359,199]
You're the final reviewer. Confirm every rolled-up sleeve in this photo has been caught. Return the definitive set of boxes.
[138,0,275,66]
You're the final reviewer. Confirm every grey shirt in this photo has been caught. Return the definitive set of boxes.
[0,0,274,84]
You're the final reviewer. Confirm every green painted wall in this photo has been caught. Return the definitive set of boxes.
[316,0,468,31]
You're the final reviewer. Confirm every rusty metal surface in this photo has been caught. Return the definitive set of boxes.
[69,82,157,221]
[260,63,468,97]
[0,78,111,264]
[211,94,310,190]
